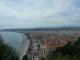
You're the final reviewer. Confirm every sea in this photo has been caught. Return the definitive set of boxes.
[0,32,23,49]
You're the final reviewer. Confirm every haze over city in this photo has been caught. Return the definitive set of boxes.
[0,0,80,60]
[0,0,80,29]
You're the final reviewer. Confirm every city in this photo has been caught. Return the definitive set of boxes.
[20,30,80,60]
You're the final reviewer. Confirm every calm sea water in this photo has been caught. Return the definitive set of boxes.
[0,32,23,49]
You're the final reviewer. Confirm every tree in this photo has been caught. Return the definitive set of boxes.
[22,55,28,60]
[74,37,80,56]
[0,35,19,60]
[74,37,80,46]
[41,37,80,60]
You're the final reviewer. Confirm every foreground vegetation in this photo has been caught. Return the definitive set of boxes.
[0,35,19,60]
[41,37,80,60]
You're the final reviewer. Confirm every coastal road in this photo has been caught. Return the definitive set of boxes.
[25,33,44,60]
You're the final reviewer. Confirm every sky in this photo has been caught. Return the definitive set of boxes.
[0,0,80,29]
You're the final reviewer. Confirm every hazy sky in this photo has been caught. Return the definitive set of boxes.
[0,0,80,29]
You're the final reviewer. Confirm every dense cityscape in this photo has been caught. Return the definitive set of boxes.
[17,30,80,60]
[0,0,80,60]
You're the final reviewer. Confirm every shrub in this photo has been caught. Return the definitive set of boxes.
[0,35,19,60]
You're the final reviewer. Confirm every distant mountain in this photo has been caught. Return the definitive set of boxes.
[0,26,80,32]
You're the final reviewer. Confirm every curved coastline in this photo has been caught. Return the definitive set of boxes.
[0,32,22,49]
[18,33,29,60]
